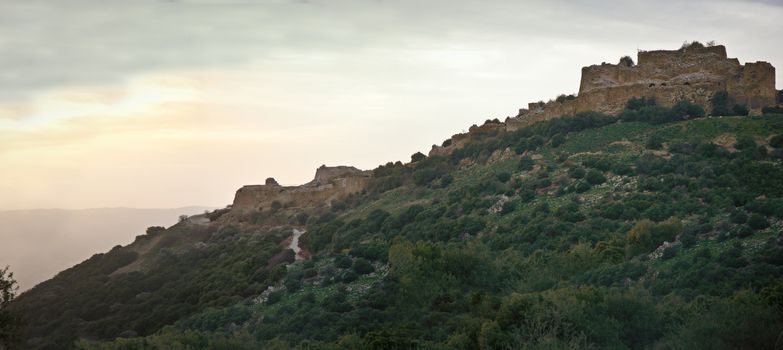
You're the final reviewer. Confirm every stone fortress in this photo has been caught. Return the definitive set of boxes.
[231,165,371,212]
[431,43,777,156]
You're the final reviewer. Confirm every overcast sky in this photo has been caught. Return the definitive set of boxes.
[0,0,780,210]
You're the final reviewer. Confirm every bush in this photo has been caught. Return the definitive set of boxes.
[626,218,682,257]
[747,214,770,230]
[518,157,535,171]
[267,291,283,305]
[341,271,358,283]
[335,255,353,269]
[568,166,586,179]
[550,133,566,147]
[585,170,607,185]
[711,90,731,116]
[729,210,748,224]
[626,96,657,111]
[411,152,426,163]
[769,134,783,148]
[671,100,705,119]
[496,172,511,183]
[352,258,375,275]
[619,55,634,67]
[734,136,756,150]
[763,106,783,115]
[732,104,749,116]
[646,133,664,150]
[573,180,591,193]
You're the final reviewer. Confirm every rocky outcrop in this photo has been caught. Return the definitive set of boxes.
[232,165,370,211]
[430,44,777,156]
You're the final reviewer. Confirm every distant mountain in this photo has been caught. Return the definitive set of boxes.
[0,206,215,291]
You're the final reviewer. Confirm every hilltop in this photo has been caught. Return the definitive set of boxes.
[7,43,783,349]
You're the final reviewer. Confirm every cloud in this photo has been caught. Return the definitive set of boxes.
[2,0,779,104]
[0,0,781,209]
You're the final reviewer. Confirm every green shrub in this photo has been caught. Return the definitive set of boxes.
[619,55,634,67]
[585,170,607,185]
[568,166,586,179]
[711,90,731,116]
[518,157,534,171]
[411,152,426,163]
[646,133,664,150]
[733,136,756,150]
[729,210,748,224]
[626,96,657,111]
[573,180,591,193]
[626,218,682,257]
[335,255,353,268]
[732,104,749,116]
[352,258,375,275]
[747,214,769,230]
[769,134,783,148]
[550,133,566,147]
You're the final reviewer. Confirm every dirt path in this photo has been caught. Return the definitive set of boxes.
[289,228,305,261]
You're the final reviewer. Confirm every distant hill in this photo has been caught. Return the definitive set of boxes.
[0,206,214,291]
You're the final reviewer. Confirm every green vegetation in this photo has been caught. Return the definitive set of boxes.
[12,98,783,349]
[1,266,22,349]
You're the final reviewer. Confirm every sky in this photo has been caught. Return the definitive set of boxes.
[0,0,781,210]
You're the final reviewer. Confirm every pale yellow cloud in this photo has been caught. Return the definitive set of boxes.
[0,62,422,209]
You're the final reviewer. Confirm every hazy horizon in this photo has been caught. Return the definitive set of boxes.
[0,206,215,291]
[1,0,781,211]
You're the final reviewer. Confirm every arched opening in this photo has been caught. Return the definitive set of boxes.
[649,83,656,87]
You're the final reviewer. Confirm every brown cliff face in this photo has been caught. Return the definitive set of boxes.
[430,44,776,156]
[232,165,370,211]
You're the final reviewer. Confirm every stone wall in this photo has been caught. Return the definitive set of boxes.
[514,44,776,127]
[232,165,370,211]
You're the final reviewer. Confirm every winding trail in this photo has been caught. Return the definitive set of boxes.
[289,228,305,261]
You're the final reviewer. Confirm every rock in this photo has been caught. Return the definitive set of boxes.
[265,177,280,186]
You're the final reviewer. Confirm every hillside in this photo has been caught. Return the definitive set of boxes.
[9,99,783,348]
[7,41,783,349]
[0,206,214,291]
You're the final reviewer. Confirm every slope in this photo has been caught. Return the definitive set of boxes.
[11,103,783,349]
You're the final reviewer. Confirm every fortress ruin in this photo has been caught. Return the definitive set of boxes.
[431,43,777,156]
[509,44,776,129]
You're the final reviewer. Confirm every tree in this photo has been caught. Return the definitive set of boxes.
[410,152,426,163]
[0,266,22,349]
[769,134,783,149]
[619,55,634,67]
[585,169,607,185]
[646,133,664,150]
[352,258,375,275]
[710,90,731,116]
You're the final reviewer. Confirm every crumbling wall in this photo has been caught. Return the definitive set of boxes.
[232,166,370,211]
[513,44,775,126]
